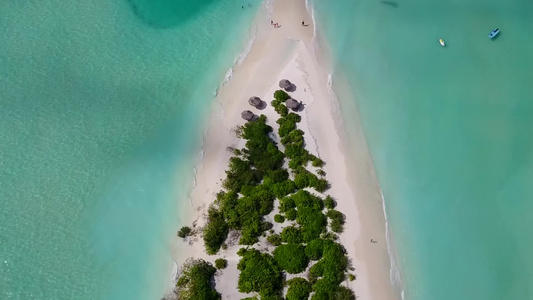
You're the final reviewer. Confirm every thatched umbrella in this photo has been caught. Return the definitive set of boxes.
[248,96,262,108]
[279,79,292,90]
[241,110,255,121]
[285,98,300,110]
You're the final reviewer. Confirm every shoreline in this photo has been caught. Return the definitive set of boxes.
[171,0,401,299]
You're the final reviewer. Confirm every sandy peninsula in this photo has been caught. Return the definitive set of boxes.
[171,0,400,299]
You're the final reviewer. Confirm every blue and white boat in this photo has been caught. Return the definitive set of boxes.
[489,28,500,39]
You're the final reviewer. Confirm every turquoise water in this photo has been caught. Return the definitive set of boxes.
[313,0,533,299]
[0,0,260,299]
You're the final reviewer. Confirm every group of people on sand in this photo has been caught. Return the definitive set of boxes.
[270,20,307,28]
[270,20,281,28]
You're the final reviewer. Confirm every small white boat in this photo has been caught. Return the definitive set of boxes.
[439,38,445,47]
[489,28,500,39]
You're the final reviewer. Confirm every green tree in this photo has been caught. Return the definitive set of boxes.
[305,238,325,260]
[177,226,192,238]
[237,249,283,298]
[215,258,228,269]
[286,278,312,300]
[176,259,220,300]
[203,207,229,255]
[281,226,303,243]
[273,243,309,274]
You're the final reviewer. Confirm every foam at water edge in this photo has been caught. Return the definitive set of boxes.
[264,0,274,15]
[381,190,406,299]
[218,23,258,93]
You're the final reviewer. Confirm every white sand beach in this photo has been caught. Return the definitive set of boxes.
[172,0,400,299]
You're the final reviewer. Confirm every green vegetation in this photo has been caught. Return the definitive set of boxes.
[215,258,228,270]
[203,207,229,255]
[176,259,220,300]
[281,226,303,243]
[324,196,336,209]
[348,274,355,281]
[237,248,283,298]
[177,90,355,298]
[273,243,309,274]
[327,209,345,233]
[286,278,312,300]
[274,214,285,223]
[305,238,325,260]
[267,234,282,246]
[177,226,192,238]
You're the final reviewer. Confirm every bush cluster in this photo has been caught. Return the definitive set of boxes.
[202,116,291,252]
[286,278,312,300]
[305,238,325,261]
[176,259,220,300]
[324,196,336,209]
[215,258,228,270]
[177,226,192,238]
[237,248,283,298]
[282,190,327,242]
[203,207,229,255]
[267,234,282,246]
[274,214,285,223]
[327,209,345,233]
[273,243,309,274]
[307,241,353,299]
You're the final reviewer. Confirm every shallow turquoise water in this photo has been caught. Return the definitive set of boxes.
[313,0,533,299]
[0,0,259,299]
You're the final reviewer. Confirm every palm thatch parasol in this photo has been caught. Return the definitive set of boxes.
[241,110,255,121]
[285,98,300,110]
[279,79,292,90]
[248,96,262,108]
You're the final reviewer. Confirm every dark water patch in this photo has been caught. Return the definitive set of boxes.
[126,0,218,28]
[381,1,399,8]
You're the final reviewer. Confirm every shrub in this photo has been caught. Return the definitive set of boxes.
[286,112,302,123]
[286,278,312,300]
[278,118,297,137]
[273,243,309,274]
[313,179,330,193]
[281,226,303,243]
[305,239,325,260]
[203,208,229,255]
[279,197,296,212]
[316,169,326,177]
[285,208,297,221]
[308,260,323,283]
[267,234,282,246]
[176,259,220,300]
[321,232,338,240]
[312,280,355,300]
[320,242,348,284]
[267,169,289,183]
[275,102,289,117]
[274,90,291,101]
[177,226,192,238]
[327,210,345,233]
[348,274,355,281]
[237,249,283,298]
[311,158,324,167]
[297,208,327,242]
[272,180,296,199]
[274,214,285,223]
[294,173,309,189]
[215,258,228,269]
[324,196,336,209]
